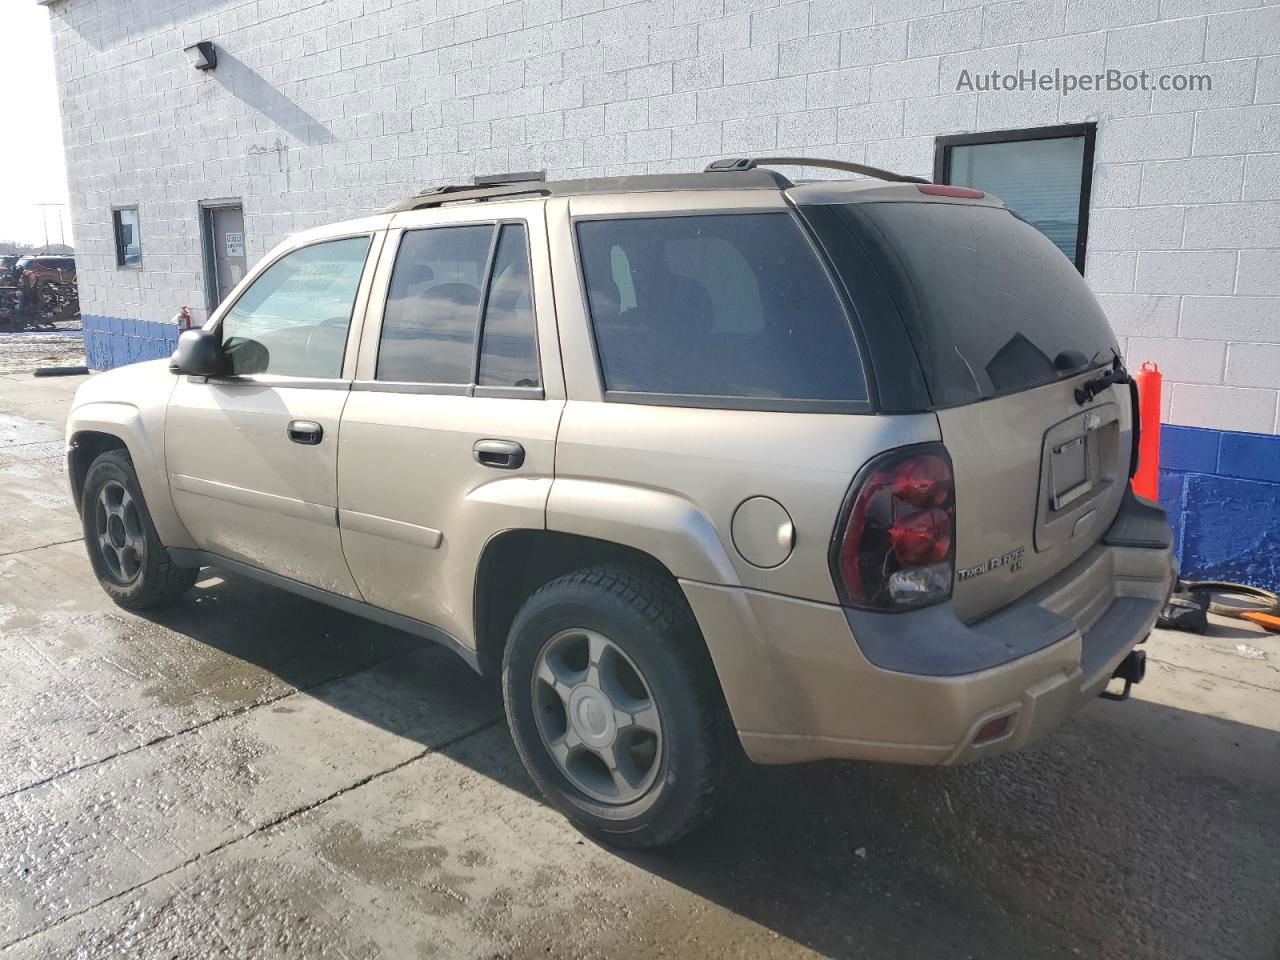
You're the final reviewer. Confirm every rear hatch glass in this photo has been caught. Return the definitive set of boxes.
[824,200,1118,407]
[806,199,1130,620]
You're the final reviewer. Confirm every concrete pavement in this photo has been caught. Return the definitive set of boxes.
[0,367,1277,959]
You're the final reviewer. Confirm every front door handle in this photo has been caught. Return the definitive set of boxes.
[473,439,524,469]
[287,420,323,445]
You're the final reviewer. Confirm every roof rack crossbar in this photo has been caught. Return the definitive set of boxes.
[705,156,930,185]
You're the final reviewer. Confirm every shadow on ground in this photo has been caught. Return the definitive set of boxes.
[132,569,1280,960]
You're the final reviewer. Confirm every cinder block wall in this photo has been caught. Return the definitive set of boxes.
[1159,426,1280,590]
[46,0,1280,436]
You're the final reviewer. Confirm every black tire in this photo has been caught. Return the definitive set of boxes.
[80,449,198,609]
[502,564,742,848]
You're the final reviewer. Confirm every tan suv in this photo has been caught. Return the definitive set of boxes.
[66,159,1175,847]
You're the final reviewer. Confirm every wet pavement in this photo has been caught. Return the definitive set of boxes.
[0,365,1277,959]
[0,321,83,376]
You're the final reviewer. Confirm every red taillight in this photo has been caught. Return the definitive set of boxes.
[893,454,951,508]
[890,507,951,565]
[832,446,956,611]
[916,184,985,199]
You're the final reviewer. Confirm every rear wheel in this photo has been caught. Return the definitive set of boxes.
[502,565,742,848]
[81,449,198,609]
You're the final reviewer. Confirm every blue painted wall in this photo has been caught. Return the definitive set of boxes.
[1158,425,1280,591]
[83,316,1278,590]
[82,314,180,372]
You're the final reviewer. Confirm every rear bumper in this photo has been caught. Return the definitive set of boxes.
[683,492,1175,766]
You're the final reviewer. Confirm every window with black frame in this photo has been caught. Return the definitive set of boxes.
[113,207,141,268]
[376,222,541,390]
[934,123,1095,273]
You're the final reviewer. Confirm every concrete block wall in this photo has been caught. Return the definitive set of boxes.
[45,0,1280,436]
[81,314,180,370]
[1158,425,1280,590]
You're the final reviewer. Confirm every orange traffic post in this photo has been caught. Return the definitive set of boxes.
[1132,361,1162,500]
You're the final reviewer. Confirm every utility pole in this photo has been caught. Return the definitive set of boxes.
[35,203,68,252]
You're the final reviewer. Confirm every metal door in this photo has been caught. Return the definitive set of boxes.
[168,229,384,598]
[337,201,565,648]
[203,204,247,310]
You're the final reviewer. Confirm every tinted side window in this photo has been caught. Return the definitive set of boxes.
[221,235,371,378]
[478,224,539,388]
[377,225,493,384]
[576,213,866,405]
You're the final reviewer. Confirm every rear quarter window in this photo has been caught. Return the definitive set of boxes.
[576,213,867,409]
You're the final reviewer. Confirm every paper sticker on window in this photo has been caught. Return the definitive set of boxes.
[225,232,245,258]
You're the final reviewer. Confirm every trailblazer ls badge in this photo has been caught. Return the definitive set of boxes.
[958,546,1026,582]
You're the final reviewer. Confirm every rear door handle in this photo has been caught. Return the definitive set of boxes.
[473,439,524,469]
[287,420,323,445]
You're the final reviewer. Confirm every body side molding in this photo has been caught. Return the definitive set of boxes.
[337,508,444,548]
[171,474,338,526]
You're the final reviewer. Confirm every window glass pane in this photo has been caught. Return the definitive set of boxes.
[822,201,1117,406]
[577,213,866,403]
[377,225,493,384]
[221,236,370,378]
[115,209,141,267]
[947,136,1086,265]
[478,224,539,388]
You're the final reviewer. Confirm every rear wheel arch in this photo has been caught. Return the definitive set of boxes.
[474,530,692,678]
[500,562,744,846]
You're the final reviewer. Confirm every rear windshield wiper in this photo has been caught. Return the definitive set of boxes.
[1074,351,1129,406]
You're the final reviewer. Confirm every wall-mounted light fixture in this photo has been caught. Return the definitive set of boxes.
[184,41,218,71]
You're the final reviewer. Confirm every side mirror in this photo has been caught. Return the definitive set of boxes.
[169,328,223,377]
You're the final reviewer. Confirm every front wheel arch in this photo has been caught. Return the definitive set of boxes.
[80,448,198,609]
[68,430,130,513]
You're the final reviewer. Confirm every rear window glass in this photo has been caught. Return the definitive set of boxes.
[822,202,1117,407]
[478,223,540,388]
[377,225,493,384]
[576,213,866,406]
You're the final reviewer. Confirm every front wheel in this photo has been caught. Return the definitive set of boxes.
[80,449,198,609]
[502,565,742,848]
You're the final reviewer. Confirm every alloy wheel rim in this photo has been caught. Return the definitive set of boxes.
[531,628,663,805]
[95,480,145,585]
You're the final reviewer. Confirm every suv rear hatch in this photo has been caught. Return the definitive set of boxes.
[798,188,1130,622]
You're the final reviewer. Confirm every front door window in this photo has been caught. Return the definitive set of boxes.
[220,236,371,378]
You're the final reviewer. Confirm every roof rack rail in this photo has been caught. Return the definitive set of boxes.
[383,179,552,212]
[474,169,545,186]
[705,156,930,185]
[382,166,794,213]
